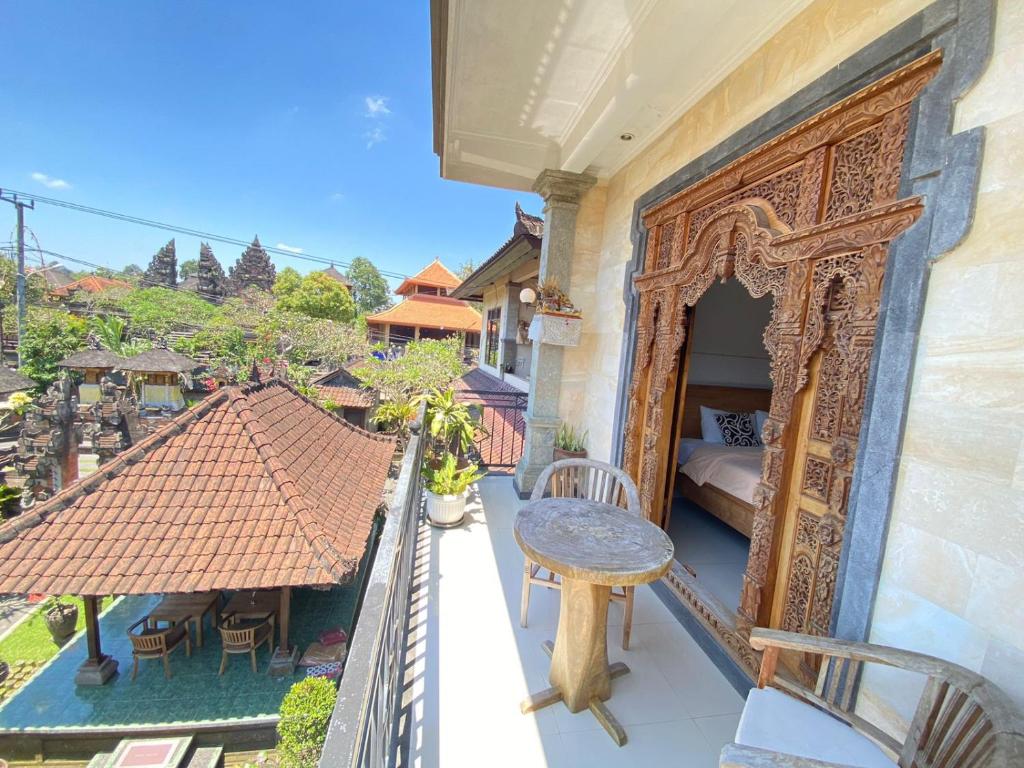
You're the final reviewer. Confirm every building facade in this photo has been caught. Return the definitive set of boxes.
[432,0,1024,729]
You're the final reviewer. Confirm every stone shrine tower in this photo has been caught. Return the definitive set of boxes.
[229,236,276,294]
[197,242,228,300]
[143,239,178,288]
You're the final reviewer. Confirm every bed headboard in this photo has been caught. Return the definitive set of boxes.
[680,385,773,439]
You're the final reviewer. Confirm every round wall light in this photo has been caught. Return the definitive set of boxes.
[619,132,634,141]
[519,287,537,304]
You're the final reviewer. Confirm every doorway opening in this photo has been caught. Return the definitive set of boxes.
[665,278,772,612]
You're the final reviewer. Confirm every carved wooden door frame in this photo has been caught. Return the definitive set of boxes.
[621,52,941,675]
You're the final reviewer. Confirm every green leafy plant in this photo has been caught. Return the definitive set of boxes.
[0,484,21,519]
[90,315,150,357]
[276,676,338,768]
[418,388,485,456]
[354,337,466,401]
[555,423,588,453]
[18,308,89,389]
[7,391,32,417]
[371,398,418,444]
[421,452,486,496]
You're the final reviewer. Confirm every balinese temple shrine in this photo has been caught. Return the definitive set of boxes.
[119,344,200,414]
[57,343,126,406]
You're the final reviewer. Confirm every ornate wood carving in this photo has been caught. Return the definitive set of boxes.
[624,53,941,660]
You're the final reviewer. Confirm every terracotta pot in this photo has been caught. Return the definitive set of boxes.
[44,604,78,642]
[553,447,587,462]
[424,489,467,528]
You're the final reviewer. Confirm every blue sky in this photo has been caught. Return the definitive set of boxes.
[0,2,538,287]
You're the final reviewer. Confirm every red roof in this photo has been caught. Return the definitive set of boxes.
[0,379,396,596]
[317,385,373,409]
[50,275,131,297]
[364,293,480,333]
[395,259,462,296]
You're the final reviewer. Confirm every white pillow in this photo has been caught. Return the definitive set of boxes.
[677,438,704,466]
[754,410,769,443]
[700,406,731,443]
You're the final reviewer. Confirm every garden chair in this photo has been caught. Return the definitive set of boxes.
[217,613,274,675]
[520,458,643,649]
[127,614,192,681]
[720,627,1024,767]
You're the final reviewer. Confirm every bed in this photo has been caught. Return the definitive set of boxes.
[674,385,772,538]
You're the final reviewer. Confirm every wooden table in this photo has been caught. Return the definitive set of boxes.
[514,497,674,746]
[147,591,221,648]
[222,589,281,644]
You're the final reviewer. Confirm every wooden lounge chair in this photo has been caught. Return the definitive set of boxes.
[127,614,192,681]
[720,627,1024,767]
[217,614,274,674]
[520,458,643,649]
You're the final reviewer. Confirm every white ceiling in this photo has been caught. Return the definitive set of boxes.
[437,0,813,191]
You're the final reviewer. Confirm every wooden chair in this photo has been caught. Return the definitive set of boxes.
[127,614,192,681]
[520,458,643,649]
[217,613,274,674]
[719,627,1024,767]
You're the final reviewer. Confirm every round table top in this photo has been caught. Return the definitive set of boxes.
[514,497,675,587]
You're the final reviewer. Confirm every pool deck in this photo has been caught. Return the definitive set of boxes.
[0,585,358,755]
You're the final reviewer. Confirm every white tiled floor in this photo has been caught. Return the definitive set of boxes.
[405,477,746,768]
[668,499,750,610]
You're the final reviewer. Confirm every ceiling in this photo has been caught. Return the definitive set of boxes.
[432,0,813,191]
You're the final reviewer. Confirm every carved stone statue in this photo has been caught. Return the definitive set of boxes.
[144,239,178,288]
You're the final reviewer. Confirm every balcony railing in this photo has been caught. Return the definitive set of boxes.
[319,407,426,768]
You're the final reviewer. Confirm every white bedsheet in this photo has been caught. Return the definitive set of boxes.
[679,440,763,504]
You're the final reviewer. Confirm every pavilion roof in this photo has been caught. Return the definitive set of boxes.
[395,259,462,296]
[50,275,131,297]
[120,347,200,373]
[364,293,480,333]
[0,367,35,395]
[57,349,126,370]
[0,379,396,596]
[321,265,353,288]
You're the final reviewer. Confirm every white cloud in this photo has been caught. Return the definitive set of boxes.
[364,96,390,117]
[328,192,344,203]
[31,172,71,190]
[275,242,304,254]
[365,126,386,149]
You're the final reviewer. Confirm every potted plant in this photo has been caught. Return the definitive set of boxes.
[422,453,486,527]
[42,596,78,643]
[418,388,486,465]
[553,423,588,461]
[529,280,583,346]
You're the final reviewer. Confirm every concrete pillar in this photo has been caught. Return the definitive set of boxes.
[499,282,520,376]
[514,169,595,497]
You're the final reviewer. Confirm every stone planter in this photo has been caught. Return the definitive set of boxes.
[528,311,582,347]
[553,447,587,462]
[425,489,468,528]
[44,603,79,643]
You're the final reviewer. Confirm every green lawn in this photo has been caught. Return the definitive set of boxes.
[0,596,113,664]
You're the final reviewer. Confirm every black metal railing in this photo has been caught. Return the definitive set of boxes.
[458,389,527,468]
[319,406,426,768]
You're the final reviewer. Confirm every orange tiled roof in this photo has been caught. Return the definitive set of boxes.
[317,385,373,409]
[364,293,480,333]
[0,379,396,596]
[50,275,131,297]
[395,259,462,296]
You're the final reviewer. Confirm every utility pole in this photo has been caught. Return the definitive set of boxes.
[0,190,35,367]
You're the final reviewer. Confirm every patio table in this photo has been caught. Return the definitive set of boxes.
[514,497,674,746]
[222,589,280,644]
[147,591,221,648]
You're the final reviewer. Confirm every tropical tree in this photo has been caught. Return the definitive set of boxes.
[178,259,199,279]
[345,257,391,315]
[92,286,216,336]
[276,272,355,322]
[19,308,89,389]
[272,266,303,298]
[89,315,150,356]
[354,336,466,401]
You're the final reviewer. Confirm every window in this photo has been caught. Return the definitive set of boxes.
[485,307,501,368]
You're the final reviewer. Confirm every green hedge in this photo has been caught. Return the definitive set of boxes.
[276,676,338,768]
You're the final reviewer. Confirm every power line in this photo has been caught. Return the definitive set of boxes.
[0,187,411,280]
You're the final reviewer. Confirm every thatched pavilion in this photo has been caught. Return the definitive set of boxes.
[0,379,396,684]
[119,347,200,412]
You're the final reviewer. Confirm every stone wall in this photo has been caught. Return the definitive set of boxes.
[555,0,1023,722]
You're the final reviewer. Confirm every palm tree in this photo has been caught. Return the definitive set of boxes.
[89,315,148,357]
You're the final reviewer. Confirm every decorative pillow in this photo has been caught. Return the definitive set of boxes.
[306,661,343,680]
[713,411,759,447]
[699,406,731,444]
